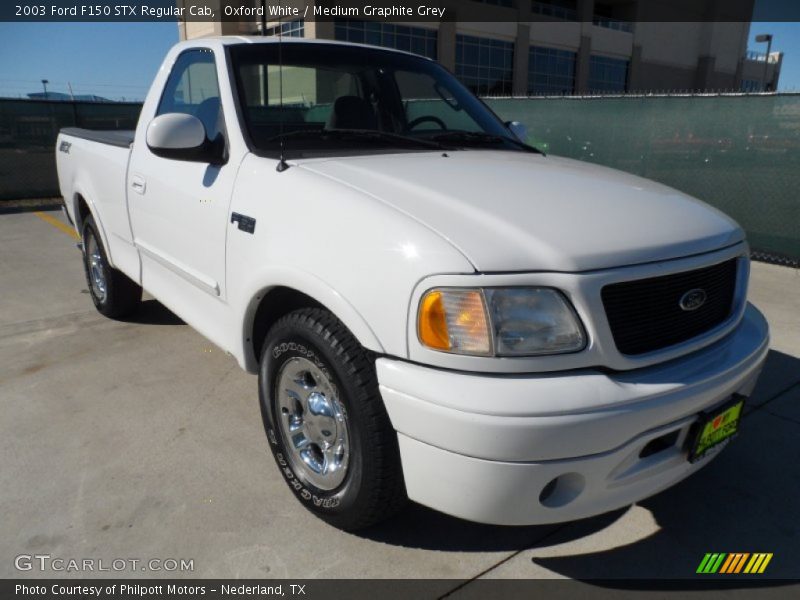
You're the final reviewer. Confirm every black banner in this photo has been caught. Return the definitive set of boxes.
[3,0,800,23]
[4,579,800,600]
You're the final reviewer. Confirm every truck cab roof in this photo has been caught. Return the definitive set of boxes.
[172,35,434,60]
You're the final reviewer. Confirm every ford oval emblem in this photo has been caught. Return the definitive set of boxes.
[679,288,707,311]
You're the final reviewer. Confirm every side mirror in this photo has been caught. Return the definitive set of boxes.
[146,113,224,164]
[506,120,528,143]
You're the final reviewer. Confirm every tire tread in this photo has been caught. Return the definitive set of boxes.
[81,215,142,319]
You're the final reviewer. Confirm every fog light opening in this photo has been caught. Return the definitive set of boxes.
[639,430,681,459]
[539,473,586,508]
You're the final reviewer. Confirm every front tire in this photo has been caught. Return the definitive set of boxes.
[259,308,406,531]
[81,215,142,319]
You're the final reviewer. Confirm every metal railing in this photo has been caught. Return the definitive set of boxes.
[593,17,634,33]
[531,1,578,21]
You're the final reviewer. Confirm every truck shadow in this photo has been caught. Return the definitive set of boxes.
[122,299,184,326]
[359,500,624,554]
[360,349,800,587]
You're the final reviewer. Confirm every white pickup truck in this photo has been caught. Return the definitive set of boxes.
[56,37,769,531]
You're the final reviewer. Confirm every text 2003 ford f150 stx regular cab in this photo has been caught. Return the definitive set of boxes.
[56,37,769,531]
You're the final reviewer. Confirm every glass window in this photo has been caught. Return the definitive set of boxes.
[236,60,360,127]
[531,0,578,21]
[588,55,629,93]
[334,20,438,60]
[395,70,482,133]
[592,17,634,33]
[593,2,634,33]
[157,49,223,141]
[455,34,514,96]
[528,46,576,94]
[741,79,762,92]
[229,43,523,158]
[263,19,304,38]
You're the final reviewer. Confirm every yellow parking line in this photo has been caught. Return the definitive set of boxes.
[34,211,80,240]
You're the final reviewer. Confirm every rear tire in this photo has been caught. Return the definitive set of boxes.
[259,308,406,531]
[81,215,142,319]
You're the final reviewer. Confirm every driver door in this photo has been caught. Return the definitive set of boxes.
[128,48,236,307]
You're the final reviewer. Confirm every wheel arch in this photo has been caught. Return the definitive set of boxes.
[73,192,91,230]
[240,272,386,373]
[70,187,114,266]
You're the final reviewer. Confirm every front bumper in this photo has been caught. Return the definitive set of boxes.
[377,303,769,525]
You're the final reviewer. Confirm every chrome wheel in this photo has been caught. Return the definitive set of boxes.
[86,232,107,303]
[275,357,349,490]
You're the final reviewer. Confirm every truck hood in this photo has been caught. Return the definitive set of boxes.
[298,151,744,272]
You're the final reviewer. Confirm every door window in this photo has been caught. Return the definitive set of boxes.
[157,49,224,141]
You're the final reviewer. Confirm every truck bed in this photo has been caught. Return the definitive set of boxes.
[56,128,135,271]
[60,127,134,148]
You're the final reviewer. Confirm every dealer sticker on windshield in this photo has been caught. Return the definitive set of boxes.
[688,397,745,463]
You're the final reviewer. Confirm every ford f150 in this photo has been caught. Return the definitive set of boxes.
[56,37,769,531]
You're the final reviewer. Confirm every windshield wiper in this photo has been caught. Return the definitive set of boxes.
[267,128,449,150]
[429,131,543,153]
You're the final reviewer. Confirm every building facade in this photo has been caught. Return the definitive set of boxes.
[178,0,783,95]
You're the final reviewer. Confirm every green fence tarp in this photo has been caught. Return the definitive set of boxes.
[1,95,797,264]
[487,94,800,265]
[0,99,140,201]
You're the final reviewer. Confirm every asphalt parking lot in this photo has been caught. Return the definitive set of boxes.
[1,208,799,589]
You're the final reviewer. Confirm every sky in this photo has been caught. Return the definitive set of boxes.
[0,18,798,100]
[0,22,178,100]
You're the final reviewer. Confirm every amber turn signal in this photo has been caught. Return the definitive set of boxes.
[418,290,450,350]
[417,289,491,355]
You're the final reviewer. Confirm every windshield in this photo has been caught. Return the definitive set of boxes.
[228,42,529,158]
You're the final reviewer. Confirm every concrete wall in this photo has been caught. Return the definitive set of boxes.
[177,0,771,94]
[528,21,581,51]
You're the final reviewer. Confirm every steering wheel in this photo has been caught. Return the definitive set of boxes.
[407,115,447,131]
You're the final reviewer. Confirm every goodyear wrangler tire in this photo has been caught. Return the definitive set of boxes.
[81,215,142,319]
[259,308,406,530]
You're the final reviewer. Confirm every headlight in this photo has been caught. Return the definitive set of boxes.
[417,287,585,357]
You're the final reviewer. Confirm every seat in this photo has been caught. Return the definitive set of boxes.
[326,96,377,130]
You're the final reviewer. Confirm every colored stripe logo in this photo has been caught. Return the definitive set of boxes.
[697,553,773,574]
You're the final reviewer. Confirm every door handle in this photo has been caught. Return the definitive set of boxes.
[131,175,146,194]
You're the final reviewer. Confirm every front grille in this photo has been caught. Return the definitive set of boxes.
[601,258,738,355]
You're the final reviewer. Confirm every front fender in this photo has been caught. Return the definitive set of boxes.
[237,266,385,372]
[225,154,476,373]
